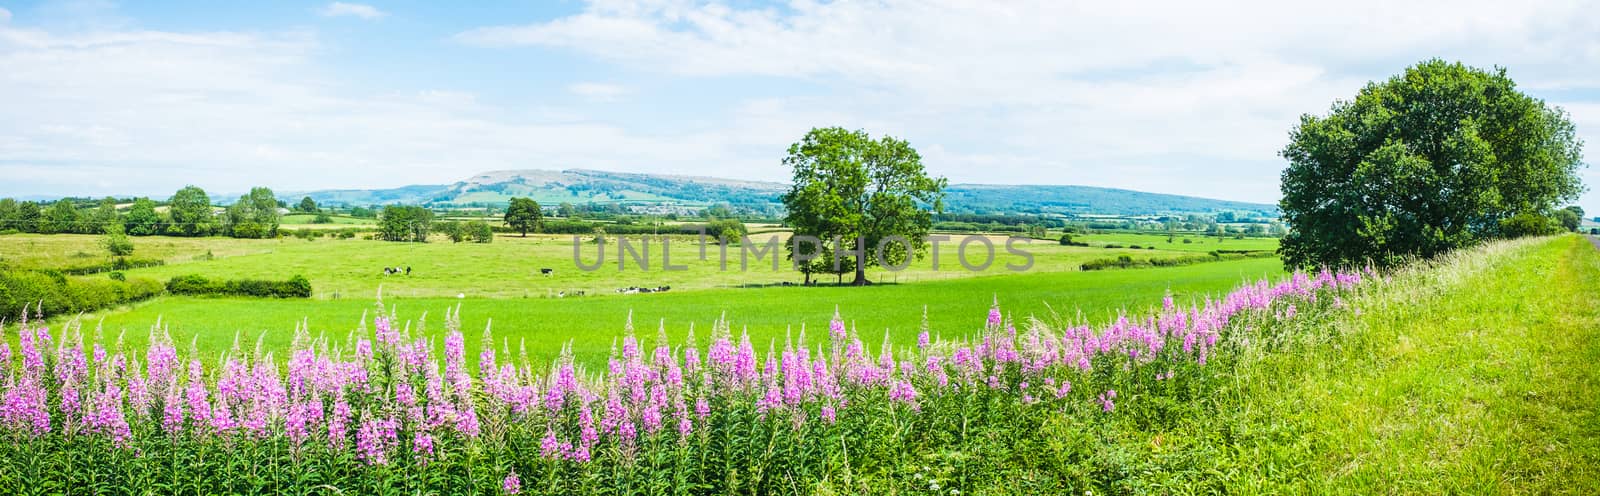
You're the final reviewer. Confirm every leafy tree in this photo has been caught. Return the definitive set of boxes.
[0,198,18,231]
[313,212,333,224]
[438,221,466,243]
[350,206,375,218]
[1555,207,1582,232]
[1563,206,1585,224]
[557,202,577,218]
[1500,212,1561,237]
[297,196,318,213]
[704,218,747,244]
[248,187,281,237]
[41,199,80,234]
[169,186,214,237]
[468,221,494,243]
[378,205,433,242]
[781,127,947,285]
[1280,60,1584,268]
[504,198,544,236]
[101,223,135,256]
[16,201,42,233]
[89,197,121,234]
[125,198,161,236]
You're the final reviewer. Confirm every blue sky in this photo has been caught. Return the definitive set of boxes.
[1,0,1597,212]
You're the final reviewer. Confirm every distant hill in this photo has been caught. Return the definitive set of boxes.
[294,169,1277,217]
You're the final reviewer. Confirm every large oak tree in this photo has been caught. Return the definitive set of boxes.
[782,127,946,286]
[1279,60,1584,269]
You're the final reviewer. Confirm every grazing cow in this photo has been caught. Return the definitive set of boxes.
[540,268,554,276]
[405,266,411,276]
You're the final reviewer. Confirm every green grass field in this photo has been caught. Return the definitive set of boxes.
[279,213,376,225]
[70,256,1284,366]
[2,232,1282,364]
[1089,234,1600,491]
[1075,231,1280,252]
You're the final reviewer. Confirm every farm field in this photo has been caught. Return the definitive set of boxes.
[1073,231,1279,252]
[62,249,1284,366]
[2,232,1275,299]
[279,213,376,226]
[6,235,1594,493]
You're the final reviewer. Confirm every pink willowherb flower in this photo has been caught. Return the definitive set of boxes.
[503,470,522,494]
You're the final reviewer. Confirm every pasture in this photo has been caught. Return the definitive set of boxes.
[2,232,1283,364]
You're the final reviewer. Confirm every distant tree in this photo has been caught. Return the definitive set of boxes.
[781,127,947,285]
[468,221,494,243]
[89,197,121,234]
[101,223,134,256]
[1280,60,1584,269]
[1563,206,1585,224]
[557,202,577,218]
[1555,207,1582,232]
[378,205,433,242]
[169,186,214,237]
[702,204,735,219]
[504,198,544,236]
[312,212,333,224]
[350,206,375,218]
[40,199,80,234]
[704,218,747,244]
[248,187,281,236]
[0,198,18,231]
[438,221,466,243]
[297,196,318,213]
[125,198,160,236]
[16,201,42,233]
[1500,212,1561,237]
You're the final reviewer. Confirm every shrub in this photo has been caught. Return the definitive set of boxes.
[58,258,165,276]
[165,274,312,298]
[0,270,162,318]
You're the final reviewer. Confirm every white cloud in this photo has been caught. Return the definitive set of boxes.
[0,22,732,197]
[0,7,11,24]
[455,0,1600,205]
[567,82,630,102]
[317,2,386,20]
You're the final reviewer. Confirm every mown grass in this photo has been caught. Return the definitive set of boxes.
[1092,234,1600,493]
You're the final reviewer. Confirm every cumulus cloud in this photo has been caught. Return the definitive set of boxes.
[318,2,386,20]
[455,0,1600,204]
[0,21,729,197]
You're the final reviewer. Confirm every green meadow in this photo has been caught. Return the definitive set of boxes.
[3,232,1284,365]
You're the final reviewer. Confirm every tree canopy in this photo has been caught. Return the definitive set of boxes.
[379,205,434,242]
[781,127,946,285]
[169,186,214,237]
[1279,60,1585,269]
[125,198,161,236]
[504,198,544,236]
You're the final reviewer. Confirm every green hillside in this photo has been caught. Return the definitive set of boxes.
[293,168,1278,216]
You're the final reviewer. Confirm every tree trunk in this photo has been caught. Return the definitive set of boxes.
[851,260,869,286]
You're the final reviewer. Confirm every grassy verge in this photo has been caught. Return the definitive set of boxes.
[1116,235,1600,492]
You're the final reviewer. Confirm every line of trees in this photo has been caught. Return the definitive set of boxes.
[0,185,285,239]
